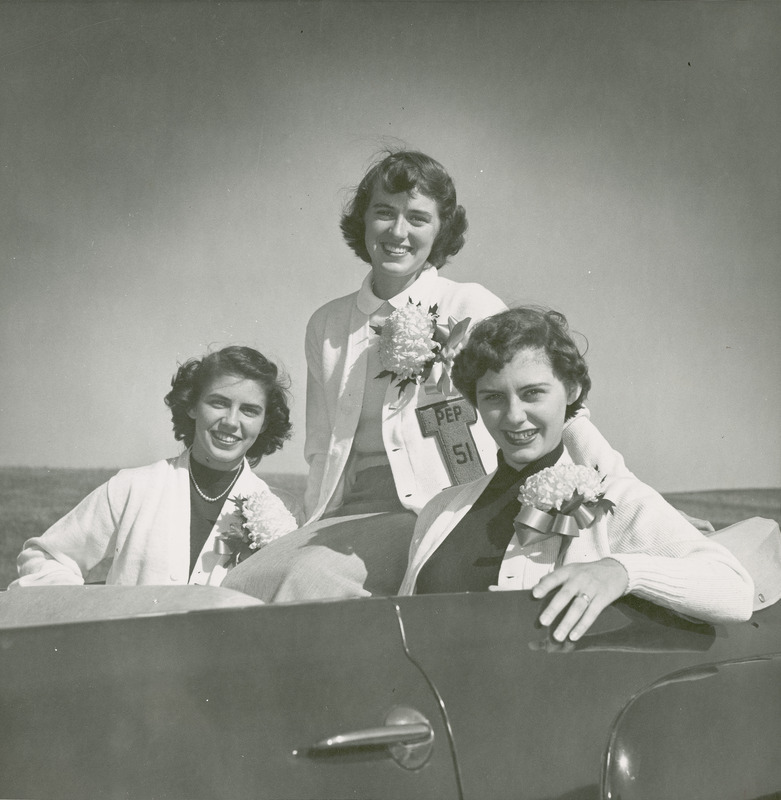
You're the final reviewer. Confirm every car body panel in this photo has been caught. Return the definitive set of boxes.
[0,595,460,800]
[1,587,780,799]
[602,654,781,800]
[0,585,263,628]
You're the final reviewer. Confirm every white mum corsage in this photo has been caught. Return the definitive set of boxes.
[215,490,298,567]
[371,299,470,396]
[514,465,610,544]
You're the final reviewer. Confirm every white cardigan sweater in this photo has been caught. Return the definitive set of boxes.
[399,449,754,623]
[303,267,508,521]
[11,452,278,587]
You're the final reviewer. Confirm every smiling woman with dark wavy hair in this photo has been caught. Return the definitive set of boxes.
[399,307,754,639]
[11,346,299,589]
[339,150,468,270]
[165,345,292,466]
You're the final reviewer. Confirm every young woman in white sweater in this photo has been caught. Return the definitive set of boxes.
[399,307,754,641]
[12,347,298,588]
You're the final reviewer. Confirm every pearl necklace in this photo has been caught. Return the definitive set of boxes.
[189,460,244,503]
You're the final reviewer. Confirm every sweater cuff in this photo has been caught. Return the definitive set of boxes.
[608,552,753,623]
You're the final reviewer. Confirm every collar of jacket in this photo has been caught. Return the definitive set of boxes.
[356,265,439,315]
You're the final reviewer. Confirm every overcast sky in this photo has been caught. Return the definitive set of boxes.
[2,1,779,492]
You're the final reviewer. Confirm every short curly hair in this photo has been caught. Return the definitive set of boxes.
[164,346,292,467]
[452,307,591,421]
[340,150,467,269]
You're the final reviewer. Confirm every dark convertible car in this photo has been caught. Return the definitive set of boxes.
[0,585,779,800]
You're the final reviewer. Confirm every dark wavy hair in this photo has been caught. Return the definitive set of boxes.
[164,346,292,467]
[452,307,591,421]
[340,150,467,269]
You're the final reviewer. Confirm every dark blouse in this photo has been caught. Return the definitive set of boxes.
[415,442,564,594]
[188,459,242,575]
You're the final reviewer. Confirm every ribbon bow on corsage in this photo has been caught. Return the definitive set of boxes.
[513,464,609,548]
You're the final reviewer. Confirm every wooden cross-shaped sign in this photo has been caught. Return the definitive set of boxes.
[416,397,486,486]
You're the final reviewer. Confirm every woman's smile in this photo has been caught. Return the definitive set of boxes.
[380,242,412,257]
[210,430,242,447]
[502,428,539,447]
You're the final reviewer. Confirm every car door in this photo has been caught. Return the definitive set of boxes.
[393,590,781,800]
[0,596,460,800]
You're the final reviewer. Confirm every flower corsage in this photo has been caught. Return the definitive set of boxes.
[514,465,610,545]
[215,490,298,567]
[371,299,470,396]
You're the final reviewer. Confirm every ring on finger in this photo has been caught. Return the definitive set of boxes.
[577,592,591,604]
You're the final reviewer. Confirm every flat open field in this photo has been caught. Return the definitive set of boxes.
[1,467,779,590]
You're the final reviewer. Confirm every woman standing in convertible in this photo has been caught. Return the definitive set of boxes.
[225,151,630,601]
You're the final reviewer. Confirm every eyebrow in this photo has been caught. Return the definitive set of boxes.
[206,392,264,411]
[476,381,550,395]
[371,201,433,220]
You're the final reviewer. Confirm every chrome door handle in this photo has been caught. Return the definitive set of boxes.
[310,721,431,750]
[299,706,435,769]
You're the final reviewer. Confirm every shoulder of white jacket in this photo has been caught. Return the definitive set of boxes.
[557,448,642,499]
[600,473,658,506]
[308,288,361,322]
[432,273,491,293]
[432,276,505,308]
[110,456,181,487]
